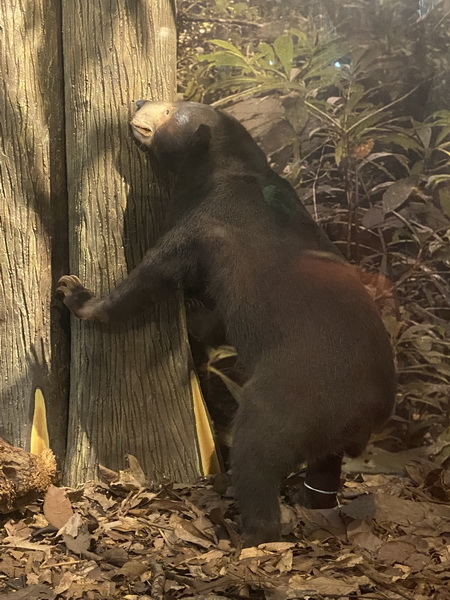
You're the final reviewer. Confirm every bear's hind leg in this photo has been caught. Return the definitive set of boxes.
[303,453,343,509]
[231,403,286,547]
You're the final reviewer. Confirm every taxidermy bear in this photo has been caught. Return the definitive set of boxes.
[57,101,396,547]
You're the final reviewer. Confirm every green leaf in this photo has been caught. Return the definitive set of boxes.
[427,109,450,124]
[416,125,432,149]
[379,132,422,152]
[382,176,419,212]
[234,2,249,13]
[334,138,346,166]
[200,51,249,68]
[273,34,294,77]
[346,84,366,113]
[284,100,308,133]
[347,109,390,139]
[411,159,424,175]
[289,28,308,46]
[257,42,276,67]
[438,187,450,219]
[210,39,244,53]
[435,126,450,146]
[427,174,450,187]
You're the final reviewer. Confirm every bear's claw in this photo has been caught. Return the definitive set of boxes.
[56,275,97,319]
[57,275,86,296]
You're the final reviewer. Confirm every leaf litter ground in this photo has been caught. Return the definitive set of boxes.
[1,445,449,600]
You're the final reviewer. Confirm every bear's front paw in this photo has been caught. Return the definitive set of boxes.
[57,275,100,320]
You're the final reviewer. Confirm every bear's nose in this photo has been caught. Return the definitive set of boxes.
[135,100,146,109]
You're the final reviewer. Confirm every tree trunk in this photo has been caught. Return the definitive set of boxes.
[0,1,69,462]
[62,0,202,485]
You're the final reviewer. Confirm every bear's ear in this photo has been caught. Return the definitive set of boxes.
[191,123,212,153]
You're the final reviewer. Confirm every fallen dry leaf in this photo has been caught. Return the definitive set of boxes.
[377,540,417,565]
[53,571,74,595]
[347,519,383,552]
[1,451,449,600]
[43,485,74,529]
[285,574,359,596]
[111,455,150,490]
[102,546,129,566]
[275,549,293,572]
[0,584,56,599]
[116,560,149,579]
[62,526,94,558]
[1,536,53,555]
[56,512,84,540]
[172,513,216,549]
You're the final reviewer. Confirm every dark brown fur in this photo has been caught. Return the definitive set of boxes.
[58,101,396,546]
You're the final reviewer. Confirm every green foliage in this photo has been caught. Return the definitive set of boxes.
[195,31,344,104]
[178,0,450,447]
[395,321,450,411]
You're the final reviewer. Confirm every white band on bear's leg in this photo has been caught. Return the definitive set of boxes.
[304,482,338,494]
[304,482,341,507]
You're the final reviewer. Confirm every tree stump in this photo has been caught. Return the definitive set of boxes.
[0,438,56,513]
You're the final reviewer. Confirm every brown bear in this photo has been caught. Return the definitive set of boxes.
[57,101,396,547]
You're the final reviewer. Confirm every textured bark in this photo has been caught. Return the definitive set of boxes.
[0,438,56,514]
[62,0,201,485]
[0,1,69,461]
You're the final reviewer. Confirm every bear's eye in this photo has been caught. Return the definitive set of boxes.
[165,109,170,115]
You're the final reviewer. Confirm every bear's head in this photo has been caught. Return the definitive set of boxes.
[130,101,268,174]
[131,101,216,169]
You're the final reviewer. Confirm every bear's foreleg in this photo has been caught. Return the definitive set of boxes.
[57,238,185,322]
